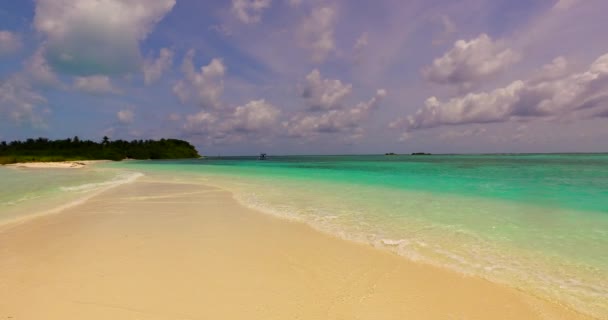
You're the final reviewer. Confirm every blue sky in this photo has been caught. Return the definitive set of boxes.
[1,0,608,155]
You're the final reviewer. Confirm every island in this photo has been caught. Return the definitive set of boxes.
[384,153,398,156]
[0,136,200,165]
[411,152,432,156]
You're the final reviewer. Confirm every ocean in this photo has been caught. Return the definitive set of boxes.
[1,154,607,318]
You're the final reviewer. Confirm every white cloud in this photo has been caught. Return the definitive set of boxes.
[117,109,134,124]
[173,50,226,110]
[225,99,280,132]
[143,48,173,85]
[24,47,62,87]
[232,0,272,24]
[301,69,352,110]
[184,99,280,143]
[33,0,176,75]
[530,56,569,83]
[0,30,22,55]
[297,6,336,63]
[0,76,48,127]
[184,111,217,135]
[394,81,524,130]
[285,89,386,138]
[423,34,520,87]
[73,75,120,95]
[394,52,608,131]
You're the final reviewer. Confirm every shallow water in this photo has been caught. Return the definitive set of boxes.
[2,154,607,318]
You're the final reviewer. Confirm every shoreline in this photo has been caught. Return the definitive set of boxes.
[4,160,112,169]
[0,175,593,319]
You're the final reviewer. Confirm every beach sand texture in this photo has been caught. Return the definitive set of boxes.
[5,160,110,169]
[0,177,592,319]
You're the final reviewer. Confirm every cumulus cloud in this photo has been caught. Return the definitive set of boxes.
[232,0,272,24]
[288,70,387,139]
[0,30,22,55]
[393,53,608,132]
[297,6,336,63]
[184,99,280,144]
[423,34,520,88]
[143,48,173,85]
[285,89,387,138]
[224,99,280,132]
[530,56,569,83]
[173,50,226,110]
[73,75,121,95]
[0,76,48,127]
[24,47,62,87]
[33,0,176,75]
[301,69,352,110]
[184,111,217,135]
[117,109,134,124]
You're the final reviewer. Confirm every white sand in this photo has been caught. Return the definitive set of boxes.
[5,160,110,169]
[0,177,593,319]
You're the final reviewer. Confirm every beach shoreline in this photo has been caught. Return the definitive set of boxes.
[4,160,112,169]
[0,174,594,319]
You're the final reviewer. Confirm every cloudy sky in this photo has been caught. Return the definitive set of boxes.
[1,0,607,155]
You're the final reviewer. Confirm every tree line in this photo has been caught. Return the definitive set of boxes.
[0,136,200,164]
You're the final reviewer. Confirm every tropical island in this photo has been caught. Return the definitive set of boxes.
[0,136,200,165]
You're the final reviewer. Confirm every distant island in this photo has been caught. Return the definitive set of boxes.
[385,152,433,156]
[0,136,200,165]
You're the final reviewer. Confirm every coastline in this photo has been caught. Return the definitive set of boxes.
[4,160,112,169]
[0,174,593,319]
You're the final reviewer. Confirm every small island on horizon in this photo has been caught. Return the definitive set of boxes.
[384,152,433,156]
[0,136,200,165]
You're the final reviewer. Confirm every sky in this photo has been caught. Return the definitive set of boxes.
[1,0,608,155]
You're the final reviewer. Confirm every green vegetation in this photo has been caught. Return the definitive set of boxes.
[0,136,200,164]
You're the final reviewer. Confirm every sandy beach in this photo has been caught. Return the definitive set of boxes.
[4,160,111,169]
[0,176,592,319]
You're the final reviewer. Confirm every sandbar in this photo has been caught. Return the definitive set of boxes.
[0,176,592,319]
[5,160,110,169]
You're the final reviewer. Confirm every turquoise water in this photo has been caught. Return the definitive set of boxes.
[2,155,607,318]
